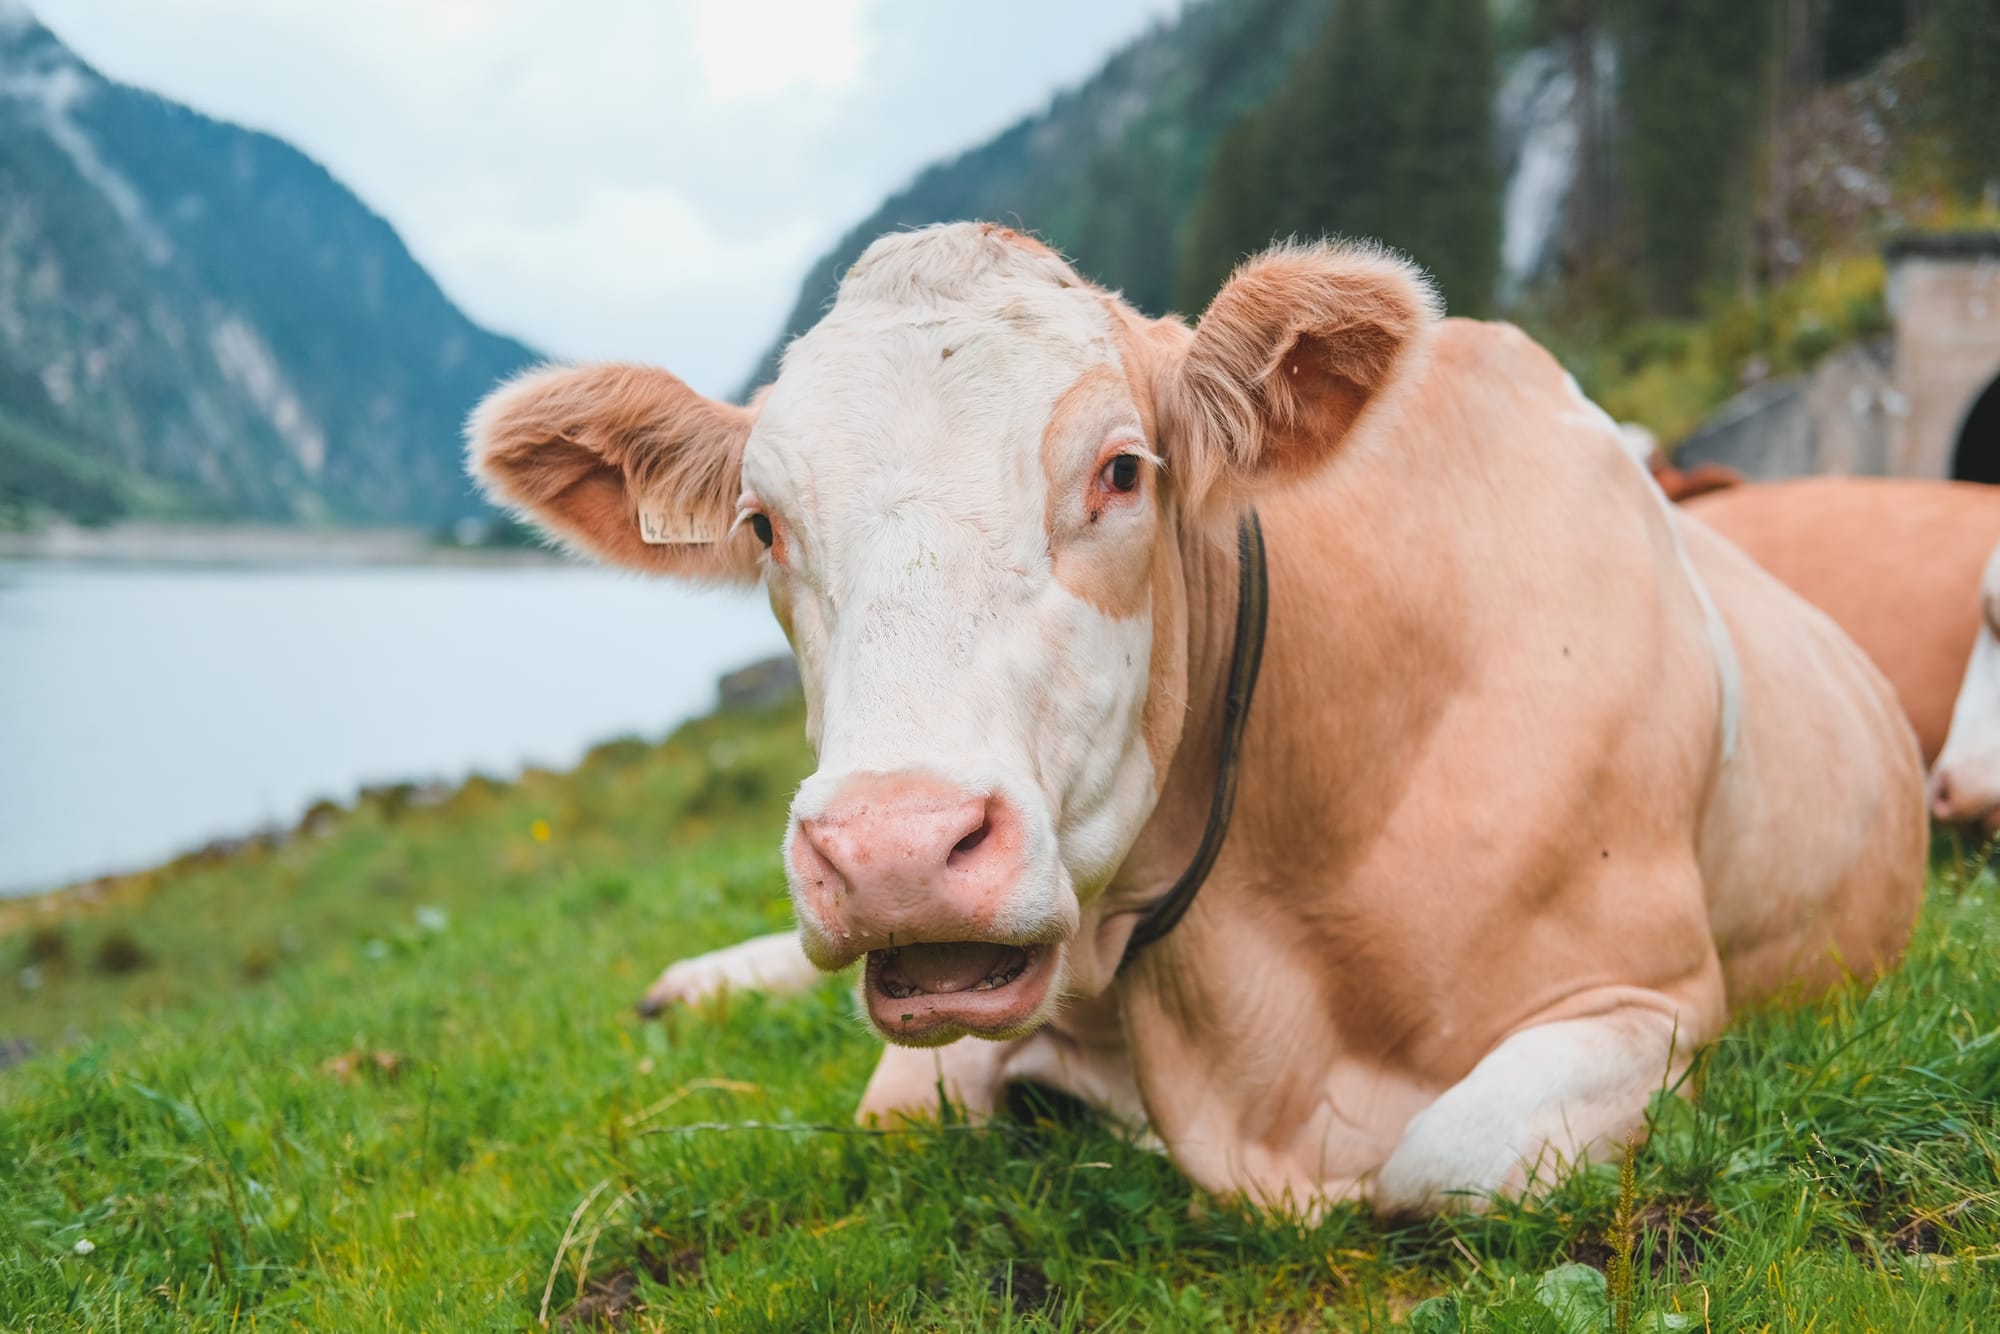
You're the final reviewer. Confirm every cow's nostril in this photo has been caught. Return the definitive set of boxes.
[949,818,991,865]
[1931,773,1955,817]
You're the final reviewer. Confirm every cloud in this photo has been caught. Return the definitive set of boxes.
[33,0,1180,396]
[690,0,869,104]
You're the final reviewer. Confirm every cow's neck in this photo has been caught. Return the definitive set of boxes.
[1080,410,1475,1042]
[1069,505,1264,992]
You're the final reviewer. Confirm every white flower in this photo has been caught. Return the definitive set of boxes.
[73,1238,94,1255]
[414,906,448,933]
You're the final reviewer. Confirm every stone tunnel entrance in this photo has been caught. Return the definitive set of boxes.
[1952,372,2000,485]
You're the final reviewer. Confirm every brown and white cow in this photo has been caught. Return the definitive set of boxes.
[468,223,1924,1216]
[1930,541,2000,828]
[1684,476,2000,767]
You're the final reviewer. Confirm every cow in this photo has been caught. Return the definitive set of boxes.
[1929,542,2000,828]
[467,223,1925,1217]
[1617,423,1746,503]
[1684,476,2000,766]
[1649,456,1744,504]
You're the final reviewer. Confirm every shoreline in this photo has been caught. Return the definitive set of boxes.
[0,521,567,568]
[0,652,801,915]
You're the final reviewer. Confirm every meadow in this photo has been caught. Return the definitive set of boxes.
[4,694,1998,1330]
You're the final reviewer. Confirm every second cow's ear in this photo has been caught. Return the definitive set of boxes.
[466,363,762,583]
[1160,241,1441,512]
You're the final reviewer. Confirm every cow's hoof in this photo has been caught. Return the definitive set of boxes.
[633,962,721,1017]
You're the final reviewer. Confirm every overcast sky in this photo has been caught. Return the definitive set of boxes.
[33,0,1180,396]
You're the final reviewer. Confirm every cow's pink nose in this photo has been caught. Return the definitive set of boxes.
[1931,771,1956,823]
[1929,767,2000,829]
[789,773,1025,953]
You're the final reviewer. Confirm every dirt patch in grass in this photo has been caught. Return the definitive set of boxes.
[988,1258,1059,1318]
[637,1238,706,1286]
[557,1268,643,1330]
[1570,1199,1718,1282]
[1887,1214,1946,1255]
[22,926,67,966]
[93,930,150,975]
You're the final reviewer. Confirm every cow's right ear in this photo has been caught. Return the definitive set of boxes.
[466,364,761,583]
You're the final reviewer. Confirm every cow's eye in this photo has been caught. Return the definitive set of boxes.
[1102,454,1142,494]
[750,513,774,548]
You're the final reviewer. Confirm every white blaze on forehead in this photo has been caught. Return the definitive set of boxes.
[749,224,1162,900]
[750,226,1126,597]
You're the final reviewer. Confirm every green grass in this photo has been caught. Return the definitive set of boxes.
[4,697,1999,1330]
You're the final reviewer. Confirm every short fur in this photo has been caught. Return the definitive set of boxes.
[467,363,760,582]
[1163,240,1443,512]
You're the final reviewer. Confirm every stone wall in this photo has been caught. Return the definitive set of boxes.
[1675,341,1899,480]
[1671,233,2000,483]
[1887,238,2000,479]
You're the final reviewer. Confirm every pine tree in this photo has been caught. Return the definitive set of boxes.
[1177,111,1288,307]
[1381,0,1502,315]
[1176,0,1501,314]
[1617,0,1772,314]
[1824,0,1907,78]
[1930,0,2000,196]
[1285,0,1399,243]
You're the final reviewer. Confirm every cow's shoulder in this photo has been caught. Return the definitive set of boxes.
[1423,318,1572,408]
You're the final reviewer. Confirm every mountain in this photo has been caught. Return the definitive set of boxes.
[0,5,537,526]
[740,0,1330,396]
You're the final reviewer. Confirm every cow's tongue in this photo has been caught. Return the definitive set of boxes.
[880,942,1022,995]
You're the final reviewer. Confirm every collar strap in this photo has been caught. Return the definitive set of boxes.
[1119,509,1270,973]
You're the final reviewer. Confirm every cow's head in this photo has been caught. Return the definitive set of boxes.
[1931,542,2000,831]
[469,223,1436,1045]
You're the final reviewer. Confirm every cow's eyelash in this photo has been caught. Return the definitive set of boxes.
[1106,441,1164,469]
[731,506,778,552]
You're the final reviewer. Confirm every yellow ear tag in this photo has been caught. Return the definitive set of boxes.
[637,499,718,545]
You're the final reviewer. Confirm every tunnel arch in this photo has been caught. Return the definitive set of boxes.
[1950,370,2000,485]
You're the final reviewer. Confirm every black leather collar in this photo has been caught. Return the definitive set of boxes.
[1119,509,1269,972]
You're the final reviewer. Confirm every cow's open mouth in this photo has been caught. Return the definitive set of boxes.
[864,941,1056,1043]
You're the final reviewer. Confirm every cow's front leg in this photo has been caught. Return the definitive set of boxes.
[856,1039,1018,1126]
[1372,1000,1695,1216]
[856,995,1146,1131]
[635,930,823,1015]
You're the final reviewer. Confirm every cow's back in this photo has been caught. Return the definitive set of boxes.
[1687,477,2000,762]
[1676,514,1926,1005]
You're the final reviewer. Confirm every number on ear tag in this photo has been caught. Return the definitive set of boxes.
[637,500,718,545]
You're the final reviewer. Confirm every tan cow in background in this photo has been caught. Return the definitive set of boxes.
[1685,476,2000,766]
[469,223,1924,1216]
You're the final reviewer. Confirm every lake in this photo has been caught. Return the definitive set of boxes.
[0,559,787,895]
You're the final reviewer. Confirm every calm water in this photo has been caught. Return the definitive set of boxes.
[0,561,787,895]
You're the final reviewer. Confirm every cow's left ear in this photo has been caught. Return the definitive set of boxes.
[1159,241,1440,512]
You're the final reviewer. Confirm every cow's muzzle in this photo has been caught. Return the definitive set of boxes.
[786,770,1072,1042]
[1928,764,2000,833]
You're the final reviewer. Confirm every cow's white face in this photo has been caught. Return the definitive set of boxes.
[1931,543,2000,830]
[745,233,1175,1041]
[469,223,1436,1045]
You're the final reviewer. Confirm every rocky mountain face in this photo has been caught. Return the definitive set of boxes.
[0,5,537,526]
